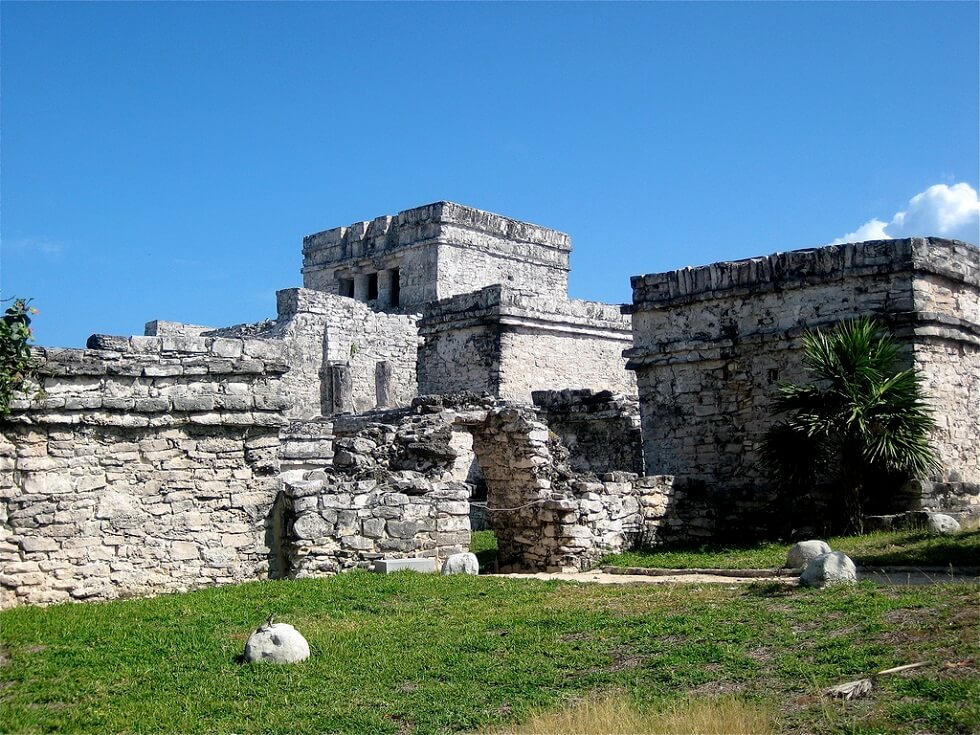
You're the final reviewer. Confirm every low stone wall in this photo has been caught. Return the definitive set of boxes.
[283,412,472,575]
[282,397,691,574]
[0,337,289,608]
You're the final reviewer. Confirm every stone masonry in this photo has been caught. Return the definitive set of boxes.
[301,202,571,308]
[0,336,288,607]
[417,285,635,399]
[626,237,980,532]
[2,202,977,608]
[284,395,676,574]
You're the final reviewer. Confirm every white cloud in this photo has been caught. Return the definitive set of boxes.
[1,236,68,255]
[831,182,980,245]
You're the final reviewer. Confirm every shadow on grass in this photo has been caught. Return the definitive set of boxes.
[844,530,980,567]
[471,529,499,573]
[743,581,796,598]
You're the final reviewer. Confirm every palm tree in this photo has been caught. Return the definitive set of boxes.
[761,317,938,534]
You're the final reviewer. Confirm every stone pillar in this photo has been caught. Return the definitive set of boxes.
[329,364,353,415]
[375,361,394,409]
[377,270,394,307]
[353,274,370,302]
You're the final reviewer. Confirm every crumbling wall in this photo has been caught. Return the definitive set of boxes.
[0,337,288,608]
[144,320,215,337]
[532,389,643,476]
[284,413,472,575]
[283,397,687,574]
[209,288,420,418]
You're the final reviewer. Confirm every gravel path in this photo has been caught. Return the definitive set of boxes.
[490,570,798,585]
[490,568,980,586]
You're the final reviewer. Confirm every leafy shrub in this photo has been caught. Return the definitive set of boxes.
[0,298,40,415]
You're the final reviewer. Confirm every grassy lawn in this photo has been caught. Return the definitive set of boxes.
[1,572,977,734]
[602,529,980,571]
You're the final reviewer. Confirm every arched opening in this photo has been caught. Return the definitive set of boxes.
[455,407,575,573]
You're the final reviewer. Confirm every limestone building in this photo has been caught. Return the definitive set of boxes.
[1,201,977,608]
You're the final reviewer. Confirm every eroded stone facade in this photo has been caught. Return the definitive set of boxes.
[2,203,977,607]
[0,338,287,607]
[625,237,980,533]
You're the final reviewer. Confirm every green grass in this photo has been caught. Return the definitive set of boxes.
[602,529,980,570]
[470,529,498,572]
[1,572,977,734]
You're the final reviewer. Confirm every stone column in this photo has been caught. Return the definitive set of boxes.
[329,364,353,415]
[377,270,394,307]
[375,361,394,409]
[353,274,370,302]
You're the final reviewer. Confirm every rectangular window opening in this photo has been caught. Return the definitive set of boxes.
[389,268,400,307]
[367,273,379,301]
[338,278,354,298]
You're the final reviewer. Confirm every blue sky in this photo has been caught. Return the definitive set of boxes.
[2,2,978,348]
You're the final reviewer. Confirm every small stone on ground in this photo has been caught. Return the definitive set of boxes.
[244,622,310,664]
[442,552,479,575]
[800,551,858,588]
[786,540,831,568]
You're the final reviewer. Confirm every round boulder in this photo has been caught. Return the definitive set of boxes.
[786,540,832,568]
[926,513,960,535]
[244,622,310,664]
[800,551,857,588]
[441,552,479,576]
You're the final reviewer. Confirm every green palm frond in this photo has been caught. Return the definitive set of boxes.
[761,317,939,528]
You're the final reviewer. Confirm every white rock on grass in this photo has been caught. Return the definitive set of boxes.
[800,551,857,588]
[786,540,832,568]
[926,513,960,535]
[244,622,310,664]
[441,552,479,575]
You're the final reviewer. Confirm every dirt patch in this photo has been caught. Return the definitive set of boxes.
[687,679,746,697]
[605,647,650,673]
[494,571,798,586]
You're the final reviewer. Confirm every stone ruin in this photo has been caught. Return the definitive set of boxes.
[284,394,673,577]
[1,201,977,607]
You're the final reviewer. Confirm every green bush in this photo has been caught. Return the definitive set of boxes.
[762,317,937,533]
[0,298,39,415]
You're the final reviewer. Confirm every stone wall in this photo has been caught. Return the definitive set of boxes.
[279,419,335,481]
[283,414,471,576]
[626,238,980,532]
[302,202,571,308]
[0,337,289,608]
[209,288,420,418]
[418,286,635,401]
[286,397,689,573]
[144,320,215,337]
[532,389,644,476]
[907,241,980,488]
[466,405,679,570]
